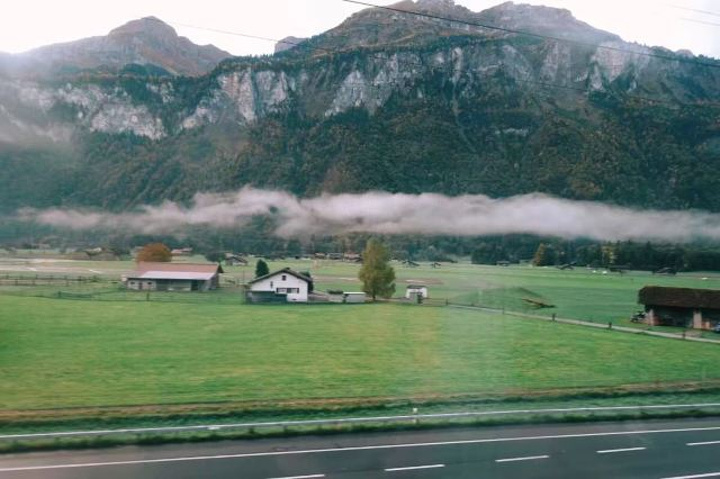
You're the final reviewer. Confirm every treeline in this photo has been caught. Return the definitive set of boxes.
[472,238,720,272]
[5,217,720,273]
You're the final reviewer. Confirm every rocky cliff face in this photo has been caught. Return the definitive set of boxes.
[0,17,231,78]
[0,1,719,213]
[274,37,309,54]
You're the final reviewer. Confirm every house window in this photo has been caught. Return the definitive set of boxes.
[288,288,300,294]
[276,288,287,294]
[282,275,287,281]
[270,281,273,288]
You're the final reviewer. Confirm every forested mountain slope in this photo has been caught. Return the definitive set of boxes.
[1,0,719,214]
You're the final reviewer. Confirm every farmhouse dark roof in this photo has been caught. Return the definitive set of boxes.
[247,268,313,285]
[135,262,224,274]
[638,286,720,310]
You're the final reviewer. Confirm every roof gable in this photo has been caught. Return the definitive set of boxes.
[248,268,312,285]
[639,286,720,310]
[135,262,224,274]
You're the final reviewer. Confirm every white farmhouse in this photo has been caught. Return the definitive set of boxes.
[246,268,313,303]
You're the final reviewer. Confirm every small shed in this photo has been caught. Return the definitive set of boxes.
[638,286,720,330]
[328,291,367,303]
[406,285,429,300]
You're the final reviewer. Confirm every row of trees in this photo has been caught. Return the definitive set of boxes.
[527,241,720,271]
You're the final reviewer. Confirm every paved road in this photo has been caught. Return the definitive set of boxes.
[2,418,720,478]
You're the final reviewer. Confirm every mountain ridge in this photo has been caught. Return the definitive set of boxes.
[0,17,232,78]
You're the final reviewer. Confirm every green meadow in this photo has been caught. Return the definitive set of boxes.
[238,259,720,326]
[1,294,719,411]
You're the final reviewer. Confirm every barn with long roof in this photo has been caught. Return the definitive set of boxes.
[125,262,224,292]
[638,286,720,330]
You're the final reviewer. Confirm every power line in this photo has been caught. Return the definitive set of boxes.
[341,0,720,70]
[667,4,720,18]
[156,18,334,54]
[680,16,720,28]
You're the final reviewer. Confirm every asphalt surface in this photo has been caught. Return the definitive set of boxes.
[2,418,720,478]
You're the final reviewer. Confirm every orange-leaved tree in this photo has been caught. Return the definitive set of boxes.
[136,243,172,263]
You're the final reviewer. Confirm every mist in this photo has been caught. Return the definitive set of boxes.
[17,188,720,242]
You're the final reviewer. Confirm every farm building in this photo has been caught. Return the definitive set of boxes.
[246,268,313,303]
[406,285,429,300]
[225,253,248,266]
[125,262,223,292]
[638,286,720,330]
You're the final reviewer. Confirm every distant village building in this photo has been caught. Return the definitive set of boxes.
[171,247,193,257]
[246,268,313,303]
[343,253,362,262]
[125,262,223,292]
[638,286,720,330]
[224,253,248,266]
[406,285,429,300]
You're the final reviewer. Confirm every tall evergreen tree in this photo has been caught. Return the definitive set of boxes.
[255,259,270,278]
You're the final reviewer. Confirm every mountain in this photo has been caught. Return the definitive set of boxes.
[0,1,719,218]
[274,37,309,54]
[0,17,232,78]
[294,0,618,54]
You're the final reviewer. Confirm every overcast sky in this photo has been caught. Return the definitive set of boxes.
[1,0,719,58]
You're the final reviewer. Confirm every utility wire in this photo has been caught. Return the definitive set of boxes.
[341,0,720,70]
[157,18,335,54]
[680,17,720,28]
[667,4,720,18]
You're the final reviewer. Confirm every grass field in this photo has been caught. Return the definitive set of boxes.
[245,259,720,331]
[2,295,719,411]
[3,255,720,326]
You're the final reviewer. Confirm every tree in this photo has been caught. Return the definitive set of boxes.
[532,243,548,266]
[255,259,270,278]
[532,243,557,266]
[136,243,171,263]
[359,239,396,301]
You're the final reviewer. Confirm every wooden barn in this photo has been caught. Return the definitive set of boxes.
[125,262,223,292]
[638,286,720,330]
